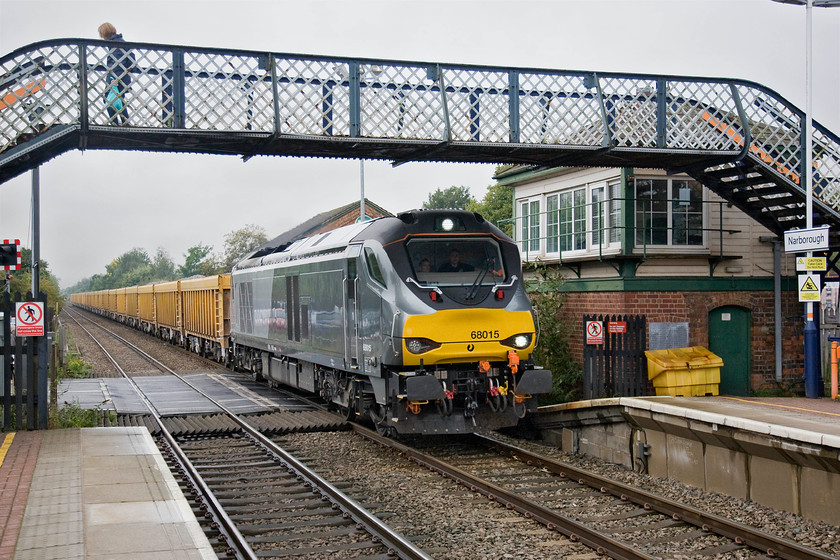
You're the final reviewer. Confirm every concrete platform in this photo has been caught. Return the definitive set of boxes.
[536,396,840,526]
[1,427,216,559]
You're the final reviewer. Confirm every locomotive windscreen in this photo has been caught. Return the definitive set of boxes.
[407,237,506,286]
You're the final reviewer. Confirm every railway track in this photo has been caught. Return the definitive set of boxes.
[62,307,431,559]
[60,308,839,559]
[353,430,836,560]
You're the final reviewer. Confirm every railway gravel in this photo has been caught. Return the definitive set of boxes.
[61,308,228,376]
[487,431,840,558]
[275,431,601,560]
[278,430,840,559]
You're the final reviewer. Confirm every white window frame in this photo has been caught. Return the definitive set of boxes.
[634,177,706,250]
[517,197,542,258]
[516,181,623,261]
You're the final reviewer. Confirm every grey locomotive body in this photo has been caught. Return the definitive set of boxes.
[230,209,551,435]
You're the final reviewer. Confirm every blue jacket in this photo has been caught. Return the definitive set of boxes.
[107,33,135,85]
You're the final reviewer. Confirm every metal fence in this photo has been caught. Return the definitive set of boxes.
[582,314,649,399]
[2,291,50,431]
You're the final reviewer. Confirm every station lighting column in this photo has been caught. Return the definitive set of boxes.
[772,0,840,397]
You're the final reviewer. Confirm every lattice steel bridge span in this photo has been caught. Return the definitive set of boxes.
[2,38,840,235]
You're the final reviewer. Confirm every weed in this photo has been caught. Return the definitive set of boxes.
[50,401,113,428]
[524,261,582,404]
[60,352,91,380]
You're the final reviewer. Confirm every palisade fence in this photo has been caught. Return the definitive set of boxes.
[1,291,51,431]
[582,314,650,399]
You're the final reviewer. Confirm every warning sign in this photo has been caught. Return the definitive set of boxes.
[798,274,821,302]
[16,301,44,336]
[608,321,627,334]
[586,320,603,345]
[796,257,827,271]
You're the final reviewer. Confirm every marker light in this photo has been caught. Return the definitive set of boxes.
[406,338,442,354]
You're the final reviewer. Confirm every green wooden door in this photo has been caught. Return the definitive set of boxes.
[708,306,750,396]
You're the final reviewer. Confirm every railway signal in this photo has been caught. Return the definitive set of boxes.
[0,239,20,269]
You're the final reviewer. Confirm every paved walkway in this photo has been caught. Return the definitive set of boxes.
[0,427,216,559]
[0,431,42,559]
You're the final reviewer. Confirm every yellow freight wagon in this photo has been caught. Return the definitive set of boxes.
[180,274,231,361]
[138,284,156,331]
[153,280,182,343]
[106,289,118,315]
[116,287,127,318]
[125,286,139,326]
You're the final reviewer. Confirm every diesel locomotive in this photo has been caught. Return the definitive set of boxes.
[73,209,552,435]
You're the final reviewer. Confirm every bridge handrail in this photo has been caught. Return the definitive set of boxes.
[1,38,839,215]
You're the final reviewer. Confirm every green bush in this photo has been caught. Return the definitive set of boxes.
[525,262,582,404]
[50,401,113,428]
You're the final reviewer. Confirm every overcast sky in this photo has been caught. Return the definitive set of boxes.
[0,0,838,287]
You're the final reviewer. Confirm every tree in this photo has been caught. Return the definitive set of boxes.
[178,243,213,278]
[105,248,151,288]
[150,248,176,281]
[467,183,513,236]
[6,247,64,313]
[422,186,474,209]
[222,224,268,271]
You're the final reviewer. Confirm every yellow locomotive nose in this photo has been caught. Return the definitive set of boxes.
[401,308,535,366]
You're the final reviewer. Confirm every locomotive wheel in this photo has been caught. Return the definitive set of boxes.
[342,383,357,421]
[370,404,394,437]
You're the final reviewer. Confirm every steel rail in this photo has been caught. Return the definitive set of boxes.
[474,433,837,560]
[63,309,258,560]
[67,308,432,560]
[353,424,655,560]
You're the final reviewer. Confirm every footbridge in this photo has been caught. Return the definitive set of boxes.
[2,38,840,235]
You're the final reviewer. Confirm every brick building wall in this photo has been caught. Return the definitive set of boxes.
[313,205,391,232]
[558,289,805,393]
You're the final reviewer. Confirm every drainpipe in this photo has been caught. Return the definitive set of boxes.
[760,236,783,382]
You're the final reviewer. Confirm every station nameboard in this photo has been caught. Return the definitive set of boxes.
[784,226,829,253]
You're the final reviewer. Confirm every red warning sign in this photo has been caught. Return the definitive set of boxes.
[586,320,603,345]
[608,321,627,334]
[16,301,44,336]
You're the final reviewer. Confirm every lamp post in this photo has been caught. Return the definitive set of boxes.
[360,159,366,222]
[772,0,839,397]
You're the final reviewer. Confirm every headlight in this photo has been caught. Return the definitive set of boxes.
[405,337,442,354]
[501,333,532,349]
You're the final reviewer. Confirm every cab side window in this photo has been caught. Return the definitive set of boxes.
[365,248,386,288]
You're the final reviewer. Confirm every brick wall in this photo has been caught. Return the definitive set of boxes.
[558,290,804,393]
[313,206,391,232]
